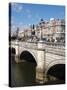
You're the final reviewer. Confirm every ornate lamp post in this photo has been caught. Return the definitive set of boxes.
[40,25,42,40]
[16,27,19,40]
[39,18,44,41]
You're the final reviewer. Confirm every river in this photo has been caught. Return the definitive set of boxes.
[9,55,65,87]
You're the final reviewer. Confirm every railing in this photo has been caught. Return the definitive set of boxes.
[26,41,65,49]
[10,40,65,56]
[10,40,65,49]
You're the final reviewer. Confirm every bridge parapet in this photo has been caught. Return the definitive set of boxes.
[11,41,65,56]
[11,40,65,49]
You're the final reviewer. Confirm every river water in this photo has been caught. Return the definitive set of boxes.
[10,55,65,87]
[10,56,38,87]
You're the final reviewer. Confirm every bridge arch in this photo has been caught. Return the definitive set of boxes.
[47,64,65,80]
[20,50,37,65]
[45,59,65,80]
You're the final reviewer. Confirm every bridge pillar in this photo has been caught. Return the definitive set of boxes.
[36,42,47,84]
[15,40,20,63]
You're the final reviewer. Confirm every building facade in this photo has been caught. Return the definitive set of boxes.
[12,18,65,43]
[35,18,65,42]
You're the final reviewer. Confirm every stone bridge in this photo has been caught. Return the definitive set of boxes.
[10,40,65,83]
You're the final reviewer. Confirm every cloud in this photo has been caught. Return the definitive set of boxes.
[11,25,17,32]
[11,3,23,13]
[12,25,16,29]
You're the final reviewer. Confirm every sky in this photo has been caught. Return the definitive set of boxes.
[10,3,65,32]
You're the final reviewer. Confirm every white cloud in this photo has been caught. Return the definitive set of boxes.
[17,5,23,12]
[11,3,23,13]
[12,25,16,29]
[11,25,16,32]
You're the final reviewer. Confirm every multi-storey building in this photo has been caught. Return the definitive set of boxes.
[18,30,25,38]
[35,18,65,42]
[12,18,65,42]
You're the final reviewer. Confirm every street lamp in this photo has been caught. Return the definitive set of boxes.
[39,18,44,41]
[16,27,19,40]
[40,25,42,40]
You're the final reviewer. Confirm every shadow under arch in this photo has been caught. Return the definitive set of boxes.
[11,47,16,54]
[9,47,16,64]
[47,64,65,81]
[20,50,37,66]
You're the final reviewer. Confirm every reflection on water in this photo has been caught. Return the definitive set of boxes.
[11,56,37,87]
[10,56,65,87]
